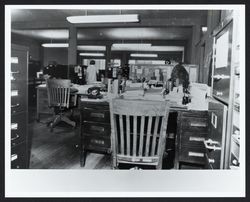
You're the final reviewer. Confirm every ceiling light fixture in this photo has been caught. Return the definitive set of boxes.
[42,43,68,48]
[130,53,158,58]
[66,14,139,24]
[112,43,151,48]
[79,53,104,57]
[77,45,106,51]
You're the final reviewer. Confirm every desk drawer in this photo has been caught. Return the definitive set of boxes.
[179,146,206,165]
[181,111,208,118]
[11,142,28,169]
[82,109,110,123]
[180,132,207,148]
[180,117,208,132]
[11,112,27,147]
[83,135,111,152]
[80,102,109,110]
[82,122,110,137]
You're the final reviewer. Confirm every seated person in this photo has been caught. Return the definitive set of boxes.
[170,62,189,89]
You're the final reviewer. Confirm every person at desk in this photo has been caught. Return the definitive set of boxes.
[86,60,98,84]
[170,62,189,90]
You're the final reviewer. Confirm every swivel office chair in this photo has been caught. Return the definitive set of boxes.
[110,98,170,169]
[46,79,77,132]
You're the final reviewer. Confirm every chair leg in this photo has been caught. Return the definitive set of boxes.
[112,156,118,169]
[61,115,76,128]
[50,115,61,131]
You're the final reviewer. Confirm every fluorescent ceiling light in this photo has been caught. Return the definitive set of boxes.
[42,43,68,48]
[112,43,151,48]
[130,53,158,58]
[79,53,104,57]
[67,14,139,24]
[112,45,184,52]
[77,45,106,51]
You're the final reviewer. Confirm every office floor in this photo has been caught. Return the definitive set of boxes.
[28,107,176,169]
[28,107,112,169]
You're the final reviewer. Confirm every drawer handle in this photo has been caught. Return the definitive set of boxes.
[189,137,205,142]
[11,154,18,161]
[204,139,221,151]
[11,134,20,141]
[11,103,20,108]
[90,125,104,132]
[190,122,207,127]
[90,112,105,118]
[188,152,204,157]
[91,139,105,145]
[208,158,215,164]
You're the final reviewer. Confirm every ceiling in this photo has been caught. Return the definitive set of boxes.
[11,9,207,43]
[11,9,207,23]
[12,27,192,41]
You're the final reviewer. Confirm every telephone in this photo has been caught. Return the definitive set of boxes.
[87,87,103,99]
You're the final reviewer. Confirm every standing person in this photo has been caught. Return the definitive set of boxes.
[86,60,98,84]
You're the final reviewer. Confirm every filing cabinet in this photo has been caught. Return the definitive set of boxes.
[11,44,29,169]
[175,110,208,169]
[79,99,111,167]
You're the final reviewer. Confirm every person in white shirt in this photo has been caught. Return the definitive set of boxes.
[86,60,98,84]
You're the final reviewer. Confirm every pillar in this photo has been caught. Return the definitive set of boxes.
[68,25,77,66]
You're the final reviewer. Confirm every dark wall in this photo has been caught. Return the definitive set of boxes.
[11,33,41,61]
[43,48,68,66]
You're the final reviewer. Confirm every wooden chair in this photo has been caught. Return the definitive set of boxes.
[46,79,77,132]
[110,98,170,169]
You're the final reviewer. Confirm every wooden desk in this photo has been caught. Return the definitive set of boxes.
[78,87,209,168]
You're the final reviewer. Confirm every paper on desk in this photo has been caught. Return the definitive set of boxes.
[188,83,208,110]
[72,84,94,94]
